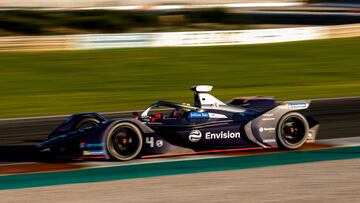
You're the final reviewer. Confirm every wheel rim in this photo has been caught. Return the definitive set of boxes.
[280,116,306,145]
[110,127,140,157]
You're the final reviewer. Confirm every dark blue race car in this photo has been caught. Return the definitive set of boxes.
[38,85,319,161]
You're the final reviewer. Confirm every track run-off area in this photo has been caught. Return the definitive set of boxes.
[0,96,358,192]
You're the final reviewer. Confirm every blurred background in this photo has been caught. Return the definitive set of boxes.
[0,1,359,202]
[0,0,358,118]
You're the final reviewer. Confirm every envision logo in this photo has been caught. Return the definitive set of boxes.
[205,131,240,139]
[189,130,202,142]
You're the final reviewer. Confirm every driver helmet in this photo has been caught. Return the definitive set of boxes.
[174,103,191,118]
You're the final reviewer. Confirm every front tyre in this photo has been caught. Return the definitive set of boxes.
[73,117,101,130]
[48,116,101,139]
[105,122,143,161]
[276,112,309,149]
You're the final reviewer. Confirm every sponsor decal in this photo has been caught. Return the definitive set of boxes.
[189,130,241,142]
[263,139,276,143]
[187,112,210,119]
[189,130,202,142]
[288,102,308,108]
[209,113,228,118]
[79,142,86,149]
[86,143,104,148]
[262,117,275,121]
[259,127,276,133]
[156,139,164,147]
[205,131,241,139]
[83,150,105,156]
[262,113,275,120]
[80,143,104,149]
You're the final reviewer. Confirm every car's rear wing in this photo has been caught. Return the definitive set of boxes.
[192,85,225,108]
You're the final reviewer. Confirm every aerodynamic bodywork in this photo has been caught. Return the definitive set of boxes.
[38,85,319,161]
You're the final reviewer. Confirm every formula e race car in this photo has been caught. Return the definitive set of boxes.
[38,85,319,161]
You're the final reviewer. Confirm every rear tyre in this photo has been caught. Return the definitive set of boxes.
[73,117,101,130]
[276,112,309,149]
[105,122,143,161]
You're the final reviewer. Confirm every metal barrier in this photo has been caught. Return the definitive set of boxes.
[0,24,359,52]
[0,36,73,51]
[326,23,360,38]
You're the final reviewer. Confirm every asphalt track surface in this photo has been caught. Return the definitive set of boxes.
[2,159,358,202]
[0,96,359,163]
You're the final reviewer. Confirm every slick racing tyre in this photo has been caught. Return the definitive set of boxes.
[105,122,143,161]
[276,112,309,149]
[73,117,101,130]
[48,116,101,139]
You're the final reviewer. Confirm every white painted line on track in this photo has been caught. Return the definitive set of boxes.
[86,155,223,169]
[317,137,360,147]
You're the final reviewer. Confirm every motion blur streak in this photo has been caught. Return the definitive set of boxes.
[0,0,302,8]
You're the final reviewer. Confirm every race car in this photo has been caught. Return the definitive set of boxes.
[38,85,319,161]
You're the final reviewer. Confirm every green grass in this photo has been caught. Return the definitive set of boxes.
[0,37,359,118]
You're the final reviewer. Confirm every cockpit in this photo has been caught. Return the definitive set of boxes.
[139,101,206,122]
[136,85,247,123]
